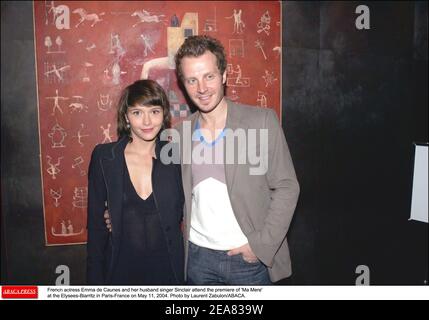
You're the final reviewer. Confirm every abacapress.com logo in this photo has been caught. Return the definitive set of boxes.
[1,286,38,299]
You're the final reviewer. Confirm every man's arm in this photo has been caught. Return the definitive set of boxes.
[246,109,300,267]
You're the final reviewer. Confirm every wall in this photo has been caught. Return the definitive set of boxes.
[281,1,428,284]
[1,1,86,284]
[1,1,427,285]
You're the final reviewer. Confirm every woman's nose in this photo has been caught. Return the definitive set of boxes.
[143,113,151,125]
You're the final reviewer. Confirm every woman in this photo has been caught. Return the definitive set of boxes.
[86,79,184,285]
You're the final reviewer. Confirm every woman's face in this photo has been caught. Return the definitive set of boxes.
[126,104,164,142]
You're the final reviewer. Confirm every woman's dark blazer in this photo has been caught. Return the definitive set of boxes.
[86,136,185,284]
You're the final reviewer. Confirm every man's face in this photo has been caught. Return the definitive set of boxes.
[180,50,227,114]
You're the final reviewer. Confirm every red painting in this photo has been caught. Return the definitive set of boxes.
[33,1,282,245]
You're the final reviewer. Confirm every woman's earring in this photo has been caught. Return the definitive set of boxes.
[126,122,130,129]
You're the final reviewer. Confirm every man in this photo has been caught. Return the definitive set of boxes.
[174,35,299,285]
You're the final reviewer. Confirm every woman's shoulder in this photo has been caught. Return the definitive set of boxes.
[91,139,124,159]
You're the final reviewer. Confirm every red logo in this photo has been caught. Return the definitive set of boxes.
[1,286,38,299]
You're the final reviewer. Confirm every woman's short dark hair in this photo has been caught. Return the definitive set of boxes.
[175,35,227,81]
[116,79,171,139]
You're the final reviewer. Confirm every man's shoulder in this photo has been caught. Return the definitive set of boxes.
[233,101,273,116]
[230,100,277,126]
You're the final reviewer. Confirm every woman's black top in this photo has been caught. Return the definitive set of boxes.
[110,158,175,285]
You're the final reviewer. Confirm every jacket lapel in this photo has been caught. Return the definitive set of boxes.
[179,113,198,237]
[224,99,244,195]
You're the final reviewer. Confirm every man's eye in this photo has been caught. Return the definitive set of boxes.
[207,74,215,80]
[187,79,196,85]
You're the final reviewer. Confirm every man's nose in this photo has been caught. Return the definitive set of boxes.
[197,80,207,93]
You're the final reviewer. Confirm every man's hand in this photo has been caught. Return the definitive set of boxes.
[227,243,258,263]
[104,210,112,232]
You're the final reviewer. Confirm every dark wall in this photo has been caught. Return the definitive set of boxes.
[281,1,428,284]
[1,1,427,285]
[1,1,86,284]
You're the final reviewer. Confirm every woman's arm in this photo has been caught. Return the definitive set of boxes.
[86,145,109,284]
